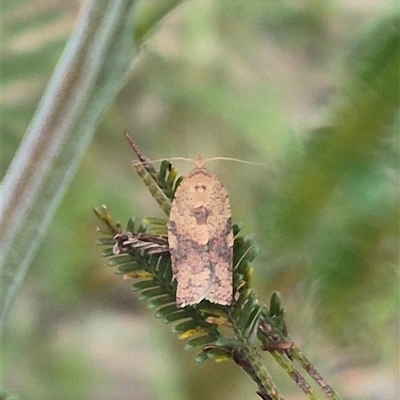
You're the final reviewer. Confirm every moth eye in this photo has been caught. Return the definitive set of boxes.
[195,184,206,192]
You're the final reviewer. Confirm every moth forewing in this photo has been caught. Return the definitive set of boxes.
[167,155,234,307]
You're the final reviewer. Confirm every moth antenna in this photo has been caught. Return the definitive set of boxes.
[125,131,266,167]
[131,156,267,167]
[206,157,268,167]
[132,157,195,165]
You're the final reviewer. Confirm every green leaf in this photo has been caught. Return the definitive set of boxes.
[156,257,171,278]
[269,292,283,318]
[172,319,201,334]
[232,289,252,320]
[166,167,178,191]
[131,280,158,292]
[243,307,262,336]
[173,176,183,193]
[233,223,243,236]
[197,304,230,319]
[101,248,115,257]
[154,304,180,319]
[148,296,175,309]
[108,255,135,266]
[184,335,217,350]
[115,263,142,275]
[126,217,135,232]
[97,238,116,246]
[161,261,173,282]
[194,350,210,364]
[237,296,258,331]
[138,287,166,300]
[162,311,188,324]
[158,160,172,185]
[204,347,232,360]
[137,222,148,233]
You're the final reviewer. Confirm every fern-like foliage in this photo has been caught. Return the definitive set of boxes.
[94,140,343,400]
[94,206,260,361]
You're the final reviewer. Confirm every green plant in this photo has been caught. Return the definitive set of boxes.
[1,0,183,332]
[94,138,343,400]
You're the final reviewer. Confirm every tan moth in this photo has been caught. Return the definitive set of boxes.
[123,133,260,308]
[168,154,234,307]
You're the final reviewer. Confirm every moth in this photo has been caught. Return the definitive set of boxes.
[168,155,234,307]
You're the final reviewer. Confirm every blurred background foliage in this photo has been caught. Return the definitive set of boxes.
[2,0,398,399]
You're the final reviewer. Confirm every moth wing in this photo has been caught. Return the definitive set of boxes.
[175,257,213,307]
[168,167,234,307]
[205,195,234,305]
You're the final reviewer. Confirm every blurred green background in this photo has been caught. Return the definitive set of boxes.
[2,0,399,399]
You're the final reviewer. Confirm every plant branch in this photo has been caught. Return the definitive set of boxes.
[229,309,283,400]
[94,138,343,399]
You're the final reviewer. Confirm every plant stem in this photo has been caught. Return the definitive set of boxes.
[0,0,185,333]
[270,351,322,400]
[289,345,342,400]
[229,310,284,400]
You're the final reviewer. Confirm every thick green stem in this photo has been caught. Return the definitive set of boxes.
[0,0,185,332]
[1,0,138,331]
